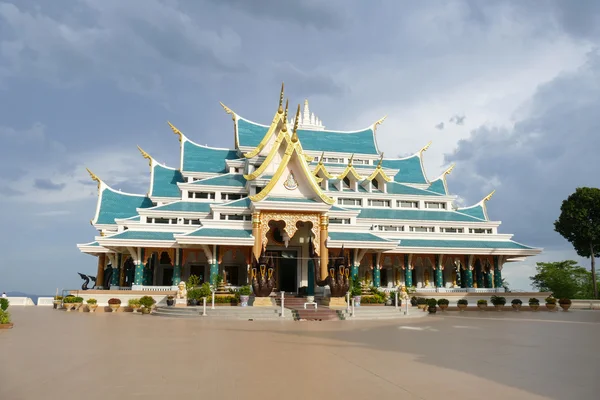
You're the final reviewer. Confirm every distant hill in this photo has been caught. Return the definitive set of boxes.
[5,292,51,304]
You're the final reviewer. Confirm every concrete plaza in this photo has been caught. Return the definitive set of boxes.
[1,308,598,400]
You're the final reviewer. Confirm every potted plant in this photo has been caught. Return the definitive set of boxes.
[128,298,141,312]
[0,309,12,329]
[427,298,437,314]
[437,298,449,311]
[166,295,175,307]
[108,298,121,312]
[198,283,212,302]
[490,295,506,311]
[186,288,200,306]
[416,297,427,310]
[72,296,84,311]
[86,298,98,312]
[350,278,362,307]
[511,298,522,311]
[62,295,74,311]
[545,296,557,311]
[53,296,62,309]
[558,298,571,311]
[477,299,488,310]
[457,299,468,311]
[238,286,252,307]
[410,296,418,307]
[139,296,156,314]
[529,298,540,311]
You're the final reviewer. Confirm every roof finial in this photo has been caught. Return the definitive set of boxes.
[219,102,236,121]
[86,168,101,191]
[377,152,384,168]
[348,153,355,166]
[420,141,432,154]
[281,99,289,132]
[292,104,300,142]
[483,189,496,202]
[319,151,325,164]
[278,83,285,114]
[373,115,387,133]
[443,163,455,176]
[168,121,183,143]
[137,146,152,167]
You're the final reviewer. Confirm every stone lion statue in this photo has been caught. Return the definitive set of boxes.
[177,281,187,299]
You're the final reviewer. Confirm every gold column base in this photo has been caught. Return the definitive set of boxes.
[321,297,347,308]
[252,297,275,307]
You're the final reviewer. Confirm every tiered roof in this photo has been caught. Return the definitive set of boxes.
[78,84,541,258]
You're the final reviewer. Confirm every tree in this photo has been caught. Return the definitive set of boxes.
[530,260,592,299]
[554,187,600,298]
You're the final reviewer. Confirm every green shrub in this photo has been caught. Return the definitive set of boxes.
[0,310,10,324]
[139,296,156,309]
[361,295,385,304]
[198,283,212,298]
[427,298,437,307]
[238,285,252,296]
[86,298,97,305]
[186,274,201,290]
[529,298,539,305]
[214,296,238,304]
[490,296,506,306]
[0,298,9,311]
[128,298,140,307]
[511,299,522,305]
[477,299,488,306]
[416,297,427,305]
[437,298,449,306]
[457,299,468,306]
[545,297,557,305]
[54,296,63,301]
[350,278,362,297]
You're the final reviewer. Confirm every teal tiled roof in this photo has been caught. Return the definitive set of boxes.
[386,182,442,196]
[426,178,447,195]
[221,197,251,208]
[330,205,351,212]
[151,164,184,197]
[382,155,427,184]
[237,118,379,155]
[457,204,486,220]
[150,201,212,213]
[358,208,483,222]
[192,174,246,187]
[182,141,238,172]
[328,231,390,242]
[106,231,180,241]
[184,228,253,238]
[96,187,154,225]
[398,239,533,250]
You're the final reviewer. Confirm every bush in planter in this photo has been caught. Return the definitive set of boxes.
[214,295,238,304]
[410,296,418,306]
[128,298,140,308]
[416,297,427,307]
[437,298,449,307]
[186,274,201,290]
[457,299,468,306]
[0,298,9,312]
[545,296,557,305]
[529,298,540,305]
[558,298,571,305]
[511,299,522,305]
[490,296,506,306]
[0,310,11,324]
[477,299,488,307]
[139,296,156,309]
[186,288,201,305]
[86,298,97,305]
[426,298,437,307]
[108,298,121,305]
[238,286,252,296]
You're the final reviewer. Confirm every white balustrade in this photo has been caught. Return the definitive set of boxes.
[4,297,34,306]
[134,285,176,292]
[37,297,55,306]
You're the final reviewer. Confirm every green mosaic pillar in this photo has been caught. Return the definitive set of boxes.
[434,255,443,287]
[350,251,359,279]
[475,260,484,288]
[110,254,121,287]
[485,269,493,288]
[210,245,219,285]
[464,256,473,288]
[143,253,153,285]
[493,256,502,289]
[373,254,380,287]
[307,259,315,296]
[404,254,413,287]
[172,249,182,286]
[460,267,466,288]
[134,249,145,285]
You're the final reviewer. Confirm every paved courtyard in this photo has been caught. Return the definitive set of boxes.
[1,308,599,400]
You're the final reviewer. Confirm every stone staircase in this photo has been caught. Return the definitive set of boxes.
[275,295,342,321]
[339,305,427,320]
[153,306,293,320]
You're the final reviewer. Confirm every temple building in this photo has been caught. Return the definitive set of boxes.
[77,85,541,295]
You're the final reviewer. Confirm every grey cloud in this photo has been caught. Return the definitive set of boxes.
[449,115,466,125]
[435,122,445,130]
[34,178,65,191]
[271,62,347,99]
[445,51,600,249]
[0,185,23,197]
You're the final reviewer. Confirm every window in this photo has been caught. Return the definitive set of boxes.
[338,198,362,206]
[368,199,390,207]
[323,157,344,164]
[440,227,464,233]
[377,225,405,232]
[425,202,446,209]
[469,228,492,234]
[330,218,351,224]
[154,218,177,224]
[255,186,264,195]
[146,217,152,223]
[372,179,379,190]
[220,214,251,221]
[183,219,201,225]
[221,193,244,201]
[189,192,215,200]
[409,226,435,233]
[342,177,351,189]
[353,159,369,165]
[398,200,419,208]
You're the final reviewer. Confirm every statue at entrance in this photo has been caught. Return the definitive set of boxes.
[251,250,276,297]
[309,240,350,297]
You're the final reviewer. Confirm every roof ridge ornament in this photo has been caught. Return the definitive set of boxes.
[281,99,289,133]
[289,99,325,131]
[86,168,101,192]
[278,83,284,114]
[168,121,184,143]
[483,189,496,202]
[137,145,152,167]
[348,153,354,166]
[219,102,236,121]
[420,141,432,154]
[373,115,387,134]
[377,153,384,168]
[291,104,300,143]
[443,163,455,176]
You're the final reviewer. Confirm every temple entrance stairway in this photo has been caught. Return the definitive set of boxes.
[153,306,293,320]
[275,295,342,321]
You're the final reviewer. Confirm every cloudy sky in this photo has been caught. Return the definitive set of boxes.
[1,0,599,295]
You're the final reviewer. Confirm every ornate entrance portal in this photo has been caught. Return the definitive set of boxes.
[266,249,298,293]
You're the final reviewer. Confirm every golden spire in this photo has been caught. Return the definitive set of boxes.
[348,153,354,166]
[483,189,496,202]
[373,115,387,133]
[377,152,384,168]
[420,141,432,154]
[137,146,152,167]
[319,151,325,164]
[281,99,289,132]
[443,163,455,176]
[291,104,300,142]
[86,168,101,191]
[278,82,285,114]
[219,102,236,121]
[168,121,184,143]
